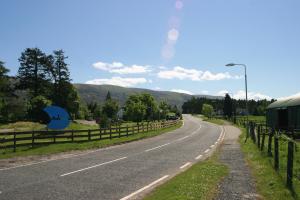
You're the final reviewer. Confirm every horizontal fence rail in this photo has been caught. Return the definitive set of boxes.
[0,120,180,152]
[231,117,300,191]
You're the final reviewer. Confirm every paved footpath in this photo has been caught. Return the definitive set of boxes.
[215,125,262,200]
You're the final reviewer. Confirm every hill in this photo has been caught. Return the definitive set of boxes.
[74,84,222,108]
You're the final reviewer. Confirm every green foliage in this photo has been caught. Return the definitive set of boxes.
[28,95,52,122]
[140,93,158,121]
[106,91,111,101]
[159,101,170,120]
[102,99,119,119]
[124,95,146,122]
[202,103,214,118]
[17,48,51,97]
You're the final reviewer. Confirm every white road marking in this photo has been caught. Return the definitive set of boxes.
[120,175,169,200]
[0,191,2,194]
[215,142,218,145]
[180,162,191,169]
[210,145,215,148]
[60,157,127,177]
[195,154,203,160]
[176,135,190,141]
[0,146,119,171]
[145,143,171,152]
[204,149,210,154]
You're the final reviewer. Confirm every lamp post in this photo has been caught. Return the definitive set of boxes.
[226,63,248,120]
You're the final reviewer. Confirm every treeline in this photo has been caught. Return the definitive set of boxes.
[0,48,181,126]
[0,48,80,123]
[182,94,274,116]
[84,92,181,127]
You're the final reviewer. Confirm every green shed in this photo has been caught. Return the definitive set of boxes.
[267,96,300,129]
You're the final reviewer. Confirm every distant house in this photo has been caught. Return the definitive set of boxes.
[267,96,300,129]
[117,108,124,120]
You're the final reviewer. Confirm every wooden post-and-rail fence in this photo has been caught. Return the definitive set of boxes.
[233,118,299,190]
[0,120,180,152]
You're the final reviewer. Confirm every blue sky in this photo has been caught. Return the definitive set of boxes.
[1,0,300,100]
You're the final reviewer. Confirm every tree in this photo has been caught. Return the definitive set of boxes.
[124,94,146,122]
[28,95,52,122]
[202,104,214,118]
[102,99,119,120]
[17,48,51,97]
[106,91,112,101]
[223,93,233,118]
[140,93,158,121]
[159,101,169,120]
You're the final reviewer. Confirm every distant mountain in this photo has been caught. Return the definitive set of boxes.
[74,84,223,108]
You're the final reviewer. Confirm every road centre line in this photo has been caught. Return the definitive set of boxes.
[145,143,171,152]
[204,149,210,154]
[176,135,190,141]
[210,145,215,148]
[180,162,192,169]
[60,157,127,177]
[120,175,169,200]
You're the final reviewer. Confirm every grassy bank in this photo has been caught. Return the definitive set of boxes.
[144,154,228,200]
[194,115,225,125]
[238,127,296,200]
[0,121,182,159]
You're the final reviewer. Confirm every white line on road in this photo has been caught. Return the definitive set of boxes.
[60,157,127,177]
[195,154,203,160]
[210,145,215,148]
[180,162,191,169]
[204,149,210,154]
[120,175,169,200]
[145,143,171,152]
[176,135,190,141]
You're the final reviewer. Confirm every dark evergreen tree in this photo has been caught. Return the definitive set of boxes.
[17,48,51,97]
[106,91,112,101]
[223,94,233,118]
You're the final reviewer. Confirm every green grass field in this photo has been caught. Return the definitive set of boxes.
[236,115,266,122]
[238,126,299,200]
[0,121,182,159]
[144,154,228,200]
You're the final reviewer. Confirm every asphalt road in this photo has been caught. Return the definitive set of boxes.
[0,115,224,200]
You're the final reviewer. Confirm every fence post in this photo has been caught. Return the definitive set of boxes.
[99,129,102,140]
[138,123,140,133]
[71,130,74,142]
[261,126,266,151]
[53,131,56,143]
[32,131,35,147]
[257,125,261,148]
[274,134,279,171]
[119,125,121,138]
[268,128,274,157]
[110,126,112,139]
[13,131,16,152]
[88,129,91,141]
[126,125,129,137]
[287,140,294,189]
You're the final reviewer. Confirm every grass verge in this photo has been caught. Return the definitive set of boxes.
[0,121,182,159]
[238,126,295,200]
[194,115,225,125]
[144,153,228,200]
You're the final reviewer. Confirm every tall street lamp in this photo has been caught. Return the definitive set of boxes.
[226,63,248,119]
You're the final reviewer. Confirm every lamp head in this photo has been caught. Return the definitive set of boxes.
[226,63,236,67]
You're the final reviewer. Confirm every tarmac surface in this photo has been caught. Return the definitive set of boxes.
[0,115,223,200]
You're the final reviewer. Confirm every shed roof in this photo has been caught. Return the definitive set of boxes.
[268,96,300,109]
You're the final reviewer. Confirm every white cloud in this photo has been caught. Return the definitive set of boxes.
[277,92,300,101]
[86,77,148,87]
[153,87,161,91]
[171,89,194,95]
[217,90,272,100]
[158,66,239,81]
[93,61,151,74]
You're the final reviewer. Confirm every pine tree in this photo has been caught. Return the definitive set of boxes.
[106,91,112,101]
[17,48,51,97]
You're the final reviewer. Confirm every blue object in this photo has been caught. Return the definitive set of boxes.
[43,106,70,130]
